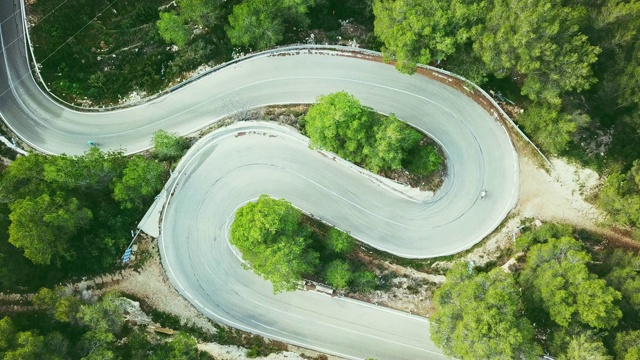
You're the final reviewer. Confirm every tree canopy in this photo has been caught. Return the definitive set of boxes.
[517,103,578,154]
[373,0,486,73]
[230,195,319,293]
[1,290,203,359]
[0,147,167,290]
[157,12,191,48]
[325,228,355,254]
[151,130,191,162]
[226,0,315,50]
[325,260,352,289]
[476,0,599,105]
[112,155,165,209]
[371,0,640,170]
[519,236,622,329]
[599,160,640,228]
[430,263,541,359]
[8,193,92,266]
[157,0,224,47]
[305,91,377,165]
[304,92,439,174]
[614,330,640,360]
[558,332,612,360]
[602,249,640,318]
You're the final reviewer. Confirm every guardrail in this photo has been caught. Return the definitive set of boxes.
[414,62,552,167]
[19,0,549,166]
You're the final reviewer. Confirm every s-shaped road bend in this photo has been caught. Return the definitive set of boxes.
[0,0,519,358]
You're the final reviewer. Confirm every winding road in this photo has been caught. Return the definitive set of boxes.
[0,0,519,358]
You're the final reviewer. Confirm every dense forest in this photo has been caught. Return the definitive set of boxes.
[0,131,188,293]
[430,223,640,359]
[371,0,640,229]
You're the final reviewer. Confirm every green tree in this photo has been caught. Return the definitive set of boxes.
[3,331,46,360]
[54,296,81,323]
[152,332,198,360]
[43,332,68,359]
[305,92,377,165]
[598,160,640,228]
[325,260,352,290]
[520,237,622,329]
[112,155,165,209]
[517,103,578,154]
[352,271,377,294]
[587,0,640,110]
[373,0,487,73]
[33,287,80,323]
[230,195,319,293]
[515,222,574,252]
[614,330,640,360]
[157,0,223,47]
[178,0,222,28]
[326,228,355,254]
[368,115,421,172]
[77,292,125,335]
[305,92,435,174]
[430,264,541,359]
[227,0,283,50]
[151,130,190,162]
[402,144,442,177]
[0,316,16,351]
[0,153,47,204]
[9,193,92,266]
[475,0,600,105]
[603,250,640,316]
[226,0,314,50]
[157,12,191,48]
[33,287,58,311]
[77,330,115,360]
[558,332,612,360]
[44,147,126,193]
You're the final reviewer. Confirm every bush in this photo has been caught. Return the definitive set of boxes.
[351,271,377,294]
[305,92,441,176]
[151,130,191,162]
[325,260,352,290]
[515,222,574,252]
[325,228,355,254]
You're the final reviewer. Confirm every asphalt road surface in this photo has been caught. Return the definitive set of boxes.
[0,0,518,358]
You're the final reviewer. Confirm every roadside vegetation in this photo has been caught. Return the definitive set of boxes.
[430,222,640,359]
[372,0,640,232]
[27,0,640,231]
[0,130,188,293]
[302,92,444,189]
[0,290,211,359]
[27,0,374,106]
[15,0,640,357]
[230,195,377,294]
